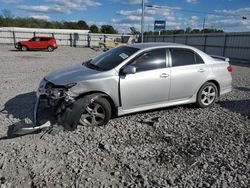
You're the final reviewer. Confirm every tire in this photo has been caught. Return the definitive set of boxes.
[196,82,218,108]
[21,45,28,51]
[79,97,111,127]
[47,46,54,52]
[59,95,112,131]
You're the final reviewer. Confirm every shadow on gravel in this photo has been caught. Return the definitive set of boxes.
[0,92,40,139]
[0,92,64,139]
[1,92,36,120]
[8,49,22,52]
[218,99,250,118]
[235,86,250,92]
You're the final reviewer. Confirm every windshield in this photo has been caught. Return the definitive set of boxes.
[85,46,139,71]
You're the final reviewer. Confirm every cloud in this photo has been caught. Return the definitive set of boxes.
[18,0,101,14]
[186,0,199,4]
[0,0,20,4]
[30,14,50,20]
[215,7,250,17]
[203,7,250,31]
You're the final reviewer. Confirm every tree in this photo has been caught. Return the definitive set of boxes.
[89,24,99,33]
[185,27,192,33]
[191,29,201,34]
[77,20,89,30]
[100,25,117,34]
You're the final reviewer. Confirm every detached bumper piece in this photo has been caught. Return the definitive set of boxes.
[34,94,81,131]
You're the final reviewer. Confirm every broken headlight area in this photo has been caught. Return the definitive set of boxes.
[36,81,78,129]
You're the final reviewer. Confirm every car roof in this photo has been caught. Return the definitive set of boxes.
[128,42,188,50]
[127,42,215,63]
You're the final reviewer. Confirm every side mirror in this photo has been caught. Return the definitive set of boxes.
[123,65,136,74]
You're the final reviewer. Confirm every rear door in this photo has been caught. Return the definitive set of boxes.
[169,48,209,100]
[120,48,171,109]
[40,37,50,48]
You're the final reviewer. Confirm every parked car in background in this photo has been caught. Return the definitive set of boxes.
[35,43,232,130]
[15,36,57,52]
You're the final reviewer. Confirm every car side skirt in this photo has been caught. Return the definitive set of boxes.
[118,95,197,116]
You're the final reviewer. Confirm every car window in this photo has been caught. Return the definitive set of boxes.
[34,37,40,42]
[40,38,49,41]
[130,48,166,72]
[195,53,205,64]
[29,37,35,41]
[170,48,204,67]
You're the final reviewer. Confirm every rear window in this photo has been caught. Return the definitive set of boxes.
[170,48,204,67]
[40,38,51,41]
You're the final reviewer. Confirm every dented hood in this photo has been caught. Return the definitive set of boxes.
[45,64,99,85]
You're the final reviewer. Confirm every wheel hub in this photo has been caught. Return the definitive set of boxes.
[79,102,105,126]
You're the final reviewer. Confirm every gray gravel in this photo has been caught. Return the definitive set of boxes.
[0,45,249,188]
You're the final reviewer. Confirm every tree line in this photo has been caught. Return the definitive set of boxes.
[1,9,223,35]
[0,9,118,34]
[144,27,224,35]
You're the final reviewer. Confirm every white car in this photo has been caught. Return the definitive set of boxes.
[35,43,232,130]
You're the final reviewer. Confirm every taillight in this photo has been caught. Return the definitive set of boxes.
[227,66,233,72]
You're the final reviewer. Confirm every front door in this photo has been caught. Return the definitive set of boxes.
[120,48,170,110]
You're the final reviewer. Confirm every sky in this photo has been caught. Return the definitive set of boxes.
[0,0,250,33]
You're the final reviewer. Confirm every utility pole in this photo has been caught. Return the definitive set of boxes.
[202,17,206,34]
[141,0,145,43]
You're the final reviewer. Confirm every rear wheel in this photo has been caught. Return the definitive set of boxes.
[196,82,218,108]
[79,97,111,126]
[47,46,54,52]
[21,45,28,51]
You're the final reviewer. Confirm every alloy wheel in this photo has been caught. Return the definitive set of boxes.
[47,46,54,52]
[200,85,216,106]
[79,102,106,126]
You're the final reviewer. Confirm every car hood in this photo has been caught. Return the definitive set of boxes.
[45,64,100,85]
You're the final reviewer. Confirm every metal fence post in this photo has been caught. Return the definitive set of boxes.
[87,34,91,47]
[204,34,207,52]
[33,32,36,37]
[70,33,72,47]
[12,31,16,47]
[223,34,227,57]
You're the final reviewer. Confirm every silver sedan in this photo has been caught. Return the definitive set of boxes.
[35,43,232,130]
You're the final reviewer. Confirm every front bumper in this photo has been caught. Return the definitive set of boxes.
[15,43,21,49]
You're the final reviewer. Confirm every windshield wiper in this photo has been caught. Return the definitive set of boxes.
[84,61,104,71]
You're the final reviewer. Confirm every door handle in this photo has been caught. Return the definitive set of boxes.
[198,68,205,73]
[160,73,169,78]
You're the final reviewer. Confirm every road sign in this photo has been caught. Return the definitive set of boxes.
[154,20,166,31]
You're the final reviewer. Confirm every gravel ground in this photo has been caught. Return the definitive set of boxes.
[0,45,249,188]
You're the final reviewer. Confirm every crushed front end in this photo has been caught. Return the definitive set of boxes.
[34,79,81,130]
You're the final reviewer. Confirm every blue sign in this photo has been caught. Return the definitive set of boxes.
[154,20,166,31]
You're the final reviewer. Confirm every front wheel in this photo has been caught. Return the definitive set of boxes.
[79,97,111,126]
[21,45,28,51]
[196,82,218,108]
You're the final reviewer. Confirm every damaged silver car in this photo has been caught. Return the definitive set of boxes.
[34,43,232,130]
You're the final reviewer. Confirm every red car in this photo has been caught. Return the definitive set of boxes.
[15,36,58,52]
